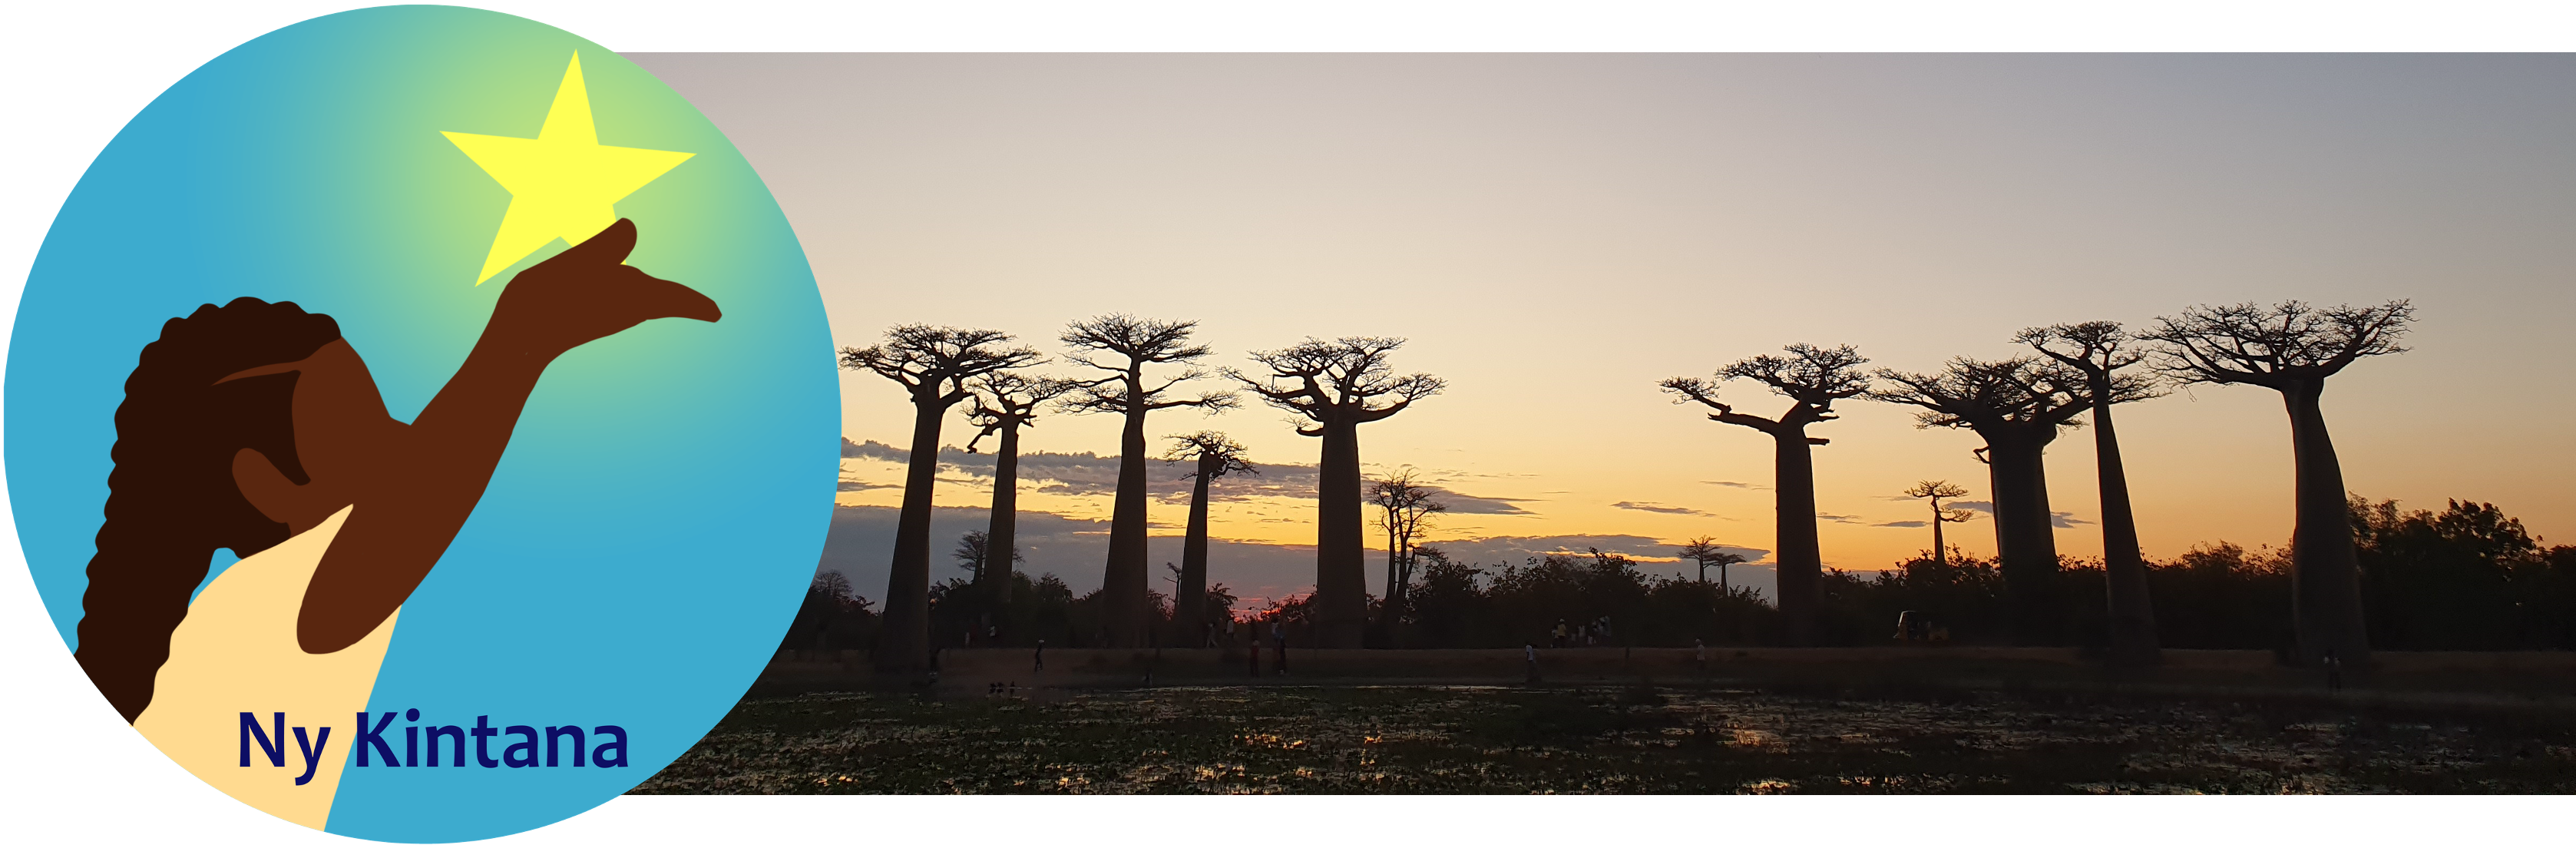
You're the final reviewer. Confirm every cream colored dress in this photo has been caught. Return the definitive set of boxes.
[132,505,398,831]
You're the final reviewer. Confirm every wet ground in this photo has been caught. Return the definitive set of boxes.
[631,684,2576,794]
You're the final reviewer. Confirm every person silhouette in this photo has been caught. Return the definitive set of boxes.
[74,220,717,825]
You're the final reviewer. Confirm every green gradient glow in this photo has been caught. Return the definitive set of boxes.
[9,7,835,841]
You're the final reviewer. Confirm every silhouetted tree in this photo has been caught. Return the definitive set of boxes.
[1059,315,1237,647]
[2142,300,2415,665]
[963,371,1076,610]
[842,325,1040,671]
[1162,431,1255,645]
[1678,537,1747,590]
[1231,336,1446,648]
[2020,321,2168,666]
[1370,468,1447,642]
[951,529,1027,581]
[1873,356,2125,645]
[782,572,875,654]
[1660,343,1870,645]
[1900,480,1979,566]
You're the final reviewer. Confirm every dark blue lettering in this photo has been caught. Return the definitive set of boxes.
[545,726,586,767]
[355,711,398,767]
[240,712,286,768]
[426,724,465,767]
[503,725,538,768]
[292,726,331,786]
[471,715,501,768]
[591,725,628,768]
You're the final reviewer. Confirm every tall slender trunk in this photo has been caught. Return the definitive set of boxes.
[1314,420,1366,648]
[1176,464,1213,645]
[2091,382,2159,666]
[1771,427,1821,646]
[1102,393,1151,647]
[1930,501,1949,565]
[985,422,1021,610]
[1382,520,1402,616]
[877,398,946,671]
[1983,428,2062,646]
[1375,509,1405,646]
[2284,382,2370,665]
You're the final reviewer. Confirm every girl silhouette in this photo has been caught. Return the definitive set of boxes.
[72,220,717,826]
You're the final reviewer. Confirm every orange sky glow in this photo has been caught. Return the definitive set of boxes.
[631,53,2576,601]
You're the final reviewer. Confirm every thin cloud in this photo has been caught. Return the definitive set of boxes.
[1817,512,1867,525]
[1946,500,2089,528]
[1611,501,1710,516]
[1873,520,1930,529]
[1424,534,1771,565]
[842,437,1535,513]
[1702,480,1767,489]
[1421,485,1537,515]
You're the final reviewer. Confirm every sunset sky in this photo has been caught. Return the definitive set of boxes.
[630,53,2576,603]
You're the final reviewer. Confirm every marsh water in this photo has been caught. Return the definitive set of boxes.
[633,684,2576,794]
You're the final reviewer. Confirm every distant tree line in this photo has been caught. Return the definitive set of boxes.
[788,495,2576,655]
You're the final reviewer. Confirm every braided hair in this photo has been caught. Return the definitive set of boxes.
[74,297,342,722]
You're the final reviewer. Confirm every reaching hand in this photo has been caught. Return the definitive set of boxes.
[488,218,722,358]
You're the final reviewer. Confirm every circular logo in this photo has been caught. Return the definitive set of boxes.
[8,6,835,840]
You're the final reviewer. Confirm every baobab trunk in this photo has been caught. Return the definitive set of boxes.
[877,399,946,672]
[2284,382,2371,666]
[1314,421,1367,648]
[2088,383,2159,666]
[1770,429,1822,647]
[1930,504,1949,565]
[1176,465,1213,646]
[984,422,1022,609]
[1102,399,1152,647]
[1982,431,2062,646]
[1383,522,1403,615]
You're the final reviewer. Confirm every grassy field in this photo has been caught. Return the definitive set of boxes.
[633,683,2576,794]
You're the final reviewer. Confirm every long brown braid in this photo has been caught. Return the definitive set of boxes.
[74,297,341,722]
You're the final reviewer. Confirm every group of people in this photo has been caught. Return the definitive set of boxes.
[1548,615,1617,648]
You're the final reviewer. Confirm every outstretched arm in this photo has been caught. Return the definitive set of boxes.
[294,220,719,652]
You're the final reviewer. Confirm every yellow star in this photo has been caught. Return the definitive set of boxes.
[443,51,693,284]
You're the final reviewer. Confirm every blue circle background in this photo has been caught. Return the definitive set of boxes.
[8,6,835,840]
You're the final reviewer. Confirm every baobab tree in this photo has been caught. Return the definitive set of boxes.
[1059,315,1236,647]
[841,326,1040,671]
[1230,336,1446,648]
[962,370,1076,610]
[1162,431,1255,645]
[1369,468,1446,641]
[1659,343,1870,646]
[1900,479,1978,566]
[2142,300,2415,667]
[2019,321,2167,666]
[1873,357,2136,645]
[1678,537,1747,590]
